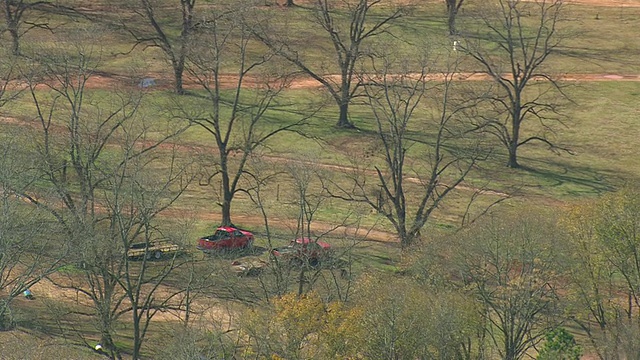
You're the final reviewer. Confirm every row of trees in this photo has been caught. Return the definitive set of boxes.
[0,33,352,358]
[4,165,640,360]
[2,0,569,167]
[0,41,197,359]
[177,0,568,238]
[0,1,579,358]
[0,1,574,253]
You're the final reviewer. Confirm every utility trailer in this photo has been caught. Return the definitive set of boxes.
[127,241,181,260]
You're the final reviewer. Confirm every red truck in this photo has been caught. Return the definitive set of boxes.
[197,226,254,253]
[271,237,332,266]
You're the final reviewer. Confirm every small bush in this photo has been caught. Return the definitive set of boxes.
[537,328,582,360]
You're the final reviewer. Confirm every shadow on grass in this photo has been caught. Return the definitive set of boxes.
[517,157,617,196]
[12,297,100,347]
[349,242,403,273]
[200,245,268,260]
[555,46,640,68]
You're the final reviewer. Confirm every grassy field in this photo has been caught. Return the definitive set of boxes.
[1,0,636,261]
[1,0,640,357]
[2,0,638,265]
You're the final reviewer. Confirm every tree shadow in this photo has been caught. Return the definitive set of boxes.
[517,158,618,196]
[555,46,639,68]
[202,246,269,260]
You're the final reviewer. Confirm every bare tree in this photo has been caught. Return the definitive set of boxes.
[105,144,194,359]
[560,201,619,360]
[450,212,563,360]
[181,6,311,227]
[243,153,358,302]
[22,45,131,355]
[445,0,464,35]
[0,130,67,330]
[2,0,51,55]
[120,0,196,95]
[286,159,330,242]
[284,159,349,296]
[330,50,486,248]
[1,0,79,56]
[460,0,568,168]
[0,46,58,331]
[22,40,192,358]
[253,0,404,128]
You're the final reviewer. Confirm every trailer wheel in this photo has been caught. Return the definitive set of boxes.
[154,251,163,259]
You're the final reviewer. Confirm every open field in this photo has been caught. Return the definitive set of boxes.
[1,0,640,358]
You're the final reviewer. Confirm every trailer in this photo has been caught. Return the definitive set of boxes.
[127,241,181,260]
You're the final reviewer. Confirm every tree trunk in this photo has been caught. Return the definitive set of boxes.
[173,63,185,95]
[221,198,232,226]
[297,268,305,296]
[132,312,141,360]
[100,326,119,359]
[3,1,20,56]
[508,102,521,168]
[220,147,233,226]
[447,3,458,35]
[336,102,354,128]
[9,28,19,56]
[507,142,519,168]
[400,236,410,249]
[399,229,418,249]
[0,300,13,330]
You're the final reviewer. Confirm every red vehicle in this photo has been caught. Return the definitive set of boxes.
[271,238,332,266]
[197,226,254,252]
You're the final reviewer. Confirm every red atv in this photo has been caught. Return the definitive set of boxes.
[271,237,332,267]
[197,226,254,253]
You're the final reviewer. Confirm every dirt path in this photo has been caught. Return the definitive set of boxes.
[173,210,400,243]
[84,71,640,93]
[561,0,640,6]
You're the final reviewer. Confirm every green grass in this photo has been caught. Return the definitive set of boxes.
[13,79,628,238]
[16,0,640,76]
[213,80,640,217]
[552,4,640,74]
[5,61,637,235]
